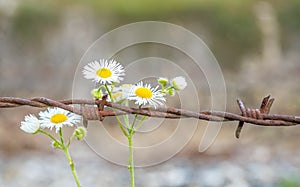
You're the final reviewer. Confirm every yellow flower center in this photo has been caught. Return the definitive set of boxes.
[50,113,68,124]
[135,87,153,99]
[96,68,112,78]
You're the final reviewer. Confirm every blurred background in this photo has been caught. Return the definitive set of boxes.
[0,0,300,186]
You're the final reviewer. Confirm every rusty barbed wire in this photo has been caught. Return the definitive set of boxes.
[0,95,299,138]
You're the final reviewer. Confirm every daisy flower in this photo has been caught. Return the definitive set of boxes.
[20,114,41,134]
[128,82,165,108]
[82,59,125,84]
[111,84,133,102]
[39,107,81,133]
[171,76,187,91]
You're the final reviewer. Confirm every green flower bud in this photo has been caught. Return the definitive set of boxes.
[91,89,103,99]
[52,141,62,149]
[73,127,87,140]
[167,87,175,96]
[158,77,168,87]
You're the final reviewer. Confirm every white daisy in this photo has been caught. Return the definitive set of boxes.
[128,82,165,108]
[82,59,125,84]
[20,114,41,134]
[39,107,81,133]
[171,76,187,91]
[111,84,133,102]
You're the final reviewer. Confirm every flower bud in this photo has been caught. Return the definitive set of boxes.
[52,141,61,149]
[73,127,87,140]
[171,76,187,91]
[91,89,103,99]
[167,87,175,96]
[158,77,168,87]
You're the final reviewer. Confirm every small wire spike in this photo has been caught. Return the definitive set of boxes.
[235,121,244,139]
[259,95,274,116]
[260,95,271,113]
[236,98,247,139]
[265,98,274,114]
[97,95,108,121]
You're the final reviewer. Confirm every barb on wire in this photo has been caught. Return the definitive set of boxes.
[0,95,299,138]
[234,95,274,138]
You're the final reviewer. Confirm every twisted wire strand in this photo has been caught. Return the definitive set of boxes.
[0,96,299,128]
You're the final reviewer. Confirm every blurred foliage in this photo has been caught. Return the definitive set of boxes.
[8,0,300,68]
[12,1,61,41]
[82,0,261,69]
[279,176,300,187]
[277,0,300,50]
[278,0,300,32]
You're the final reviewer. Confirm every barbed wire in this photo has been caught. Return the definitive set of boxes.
[0,95,299,138]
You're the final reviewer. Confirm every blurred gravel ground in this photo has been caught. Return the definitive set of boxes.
[1,143,300,187]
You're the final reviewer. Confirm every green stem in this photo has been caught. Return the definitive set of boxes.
[133,116,147,135]
[123,99,130,126]
[129,105,142,133]
[128,135,135,187]
[63,145,82,187]
[130,114,138,133]
[59,128,82,187]
[97,85,105,91]
[116,114,128,137]
[66,133,76,148]
[39,129,62,147]
[104,84,137,187]
[59,128,64,144]
[105,83,128,137]
[104,84,113,99]
[127,112,139,187]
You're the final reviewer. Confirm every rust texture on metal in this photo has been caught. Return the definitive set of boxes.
[1,96,299,137]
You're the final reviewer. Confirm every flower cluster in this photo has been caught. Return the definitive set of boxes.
[20,108,85,187]
[83,59,187,108]
[19,58,188,187]
[158,76,187,96]
[20,107,81,134]
[82,59,187,187]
